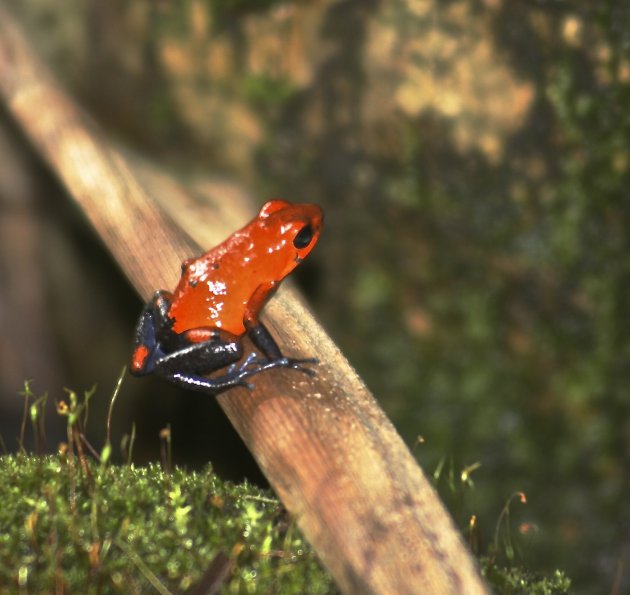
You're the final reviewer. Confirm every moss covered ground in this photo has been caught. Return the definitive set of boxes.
[0,381,572,593]
[0,452,573,594]
[0,454,335,593]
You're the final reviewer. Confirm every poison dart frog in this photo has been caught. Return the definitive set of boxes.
[130,200,323,394]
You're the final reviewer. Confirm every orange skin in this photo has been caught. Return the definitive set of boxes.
[130,200,323,394]
[170,199,323,337]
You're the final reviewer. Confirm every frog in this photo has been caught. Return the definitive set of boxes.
[130,199,323,394]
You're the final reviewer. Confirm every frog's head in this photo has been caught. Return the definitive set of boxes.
[256,200,324,279]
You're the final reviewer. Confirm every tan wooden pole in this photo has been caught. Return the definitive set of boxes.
[0,6,488,593]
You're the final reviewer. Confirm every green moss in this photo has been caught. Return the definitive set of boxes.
[481,558,572,595]
[241,74,299,109]
[0,454,336,594]
[3,383,571,593]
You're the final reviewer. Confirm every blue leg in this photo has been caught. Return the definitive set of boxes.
[245,321,318,377]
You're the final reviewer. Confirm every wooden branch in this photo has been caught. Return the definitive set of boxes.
[0,6,488,594]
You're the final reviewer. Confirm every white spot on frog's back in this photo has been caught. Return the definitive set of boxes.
[205,279,227,296]
[204,296,224,326]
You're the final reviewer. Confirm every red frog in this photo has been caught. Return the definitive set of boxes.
[130,200,323,394]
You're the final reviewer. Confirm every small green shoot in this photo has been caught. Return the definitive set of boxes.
[411,434,425,454]
[422,446,569,592]
[106,366,126,447]
[56,385,98,480]
[432,455,482,525]
[160,424,173,474]
[18,381,48,454]
[490,491,528,564]
[120,422,137,465]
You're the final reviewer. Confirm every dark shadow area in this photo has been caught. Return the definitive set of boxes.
[0,103,265,484]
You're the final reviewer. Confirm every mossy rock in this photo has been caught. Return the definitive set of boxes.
[0,454,335,593]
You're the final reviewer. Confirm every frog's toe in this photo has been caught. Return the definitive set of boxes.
[287,359,318,376]
[228,352,259,374]
[236,378,255,391]
[263,357,318,376]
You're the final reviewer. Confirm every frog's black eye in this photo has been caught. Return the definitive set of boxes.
[293,224,314,249]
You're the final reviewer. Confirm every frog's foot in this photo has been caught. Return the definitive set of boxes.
[167,371,254,393]
[226,352,259,375]
[229,352,317,378]
[248,356,319,377]
[168,354,318,395]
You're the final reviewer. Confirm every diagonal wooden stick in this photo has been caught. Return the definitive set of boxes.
[0,6,488,593]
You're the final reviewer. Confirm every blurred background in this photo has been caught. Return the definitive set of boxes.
[0,1,628,592]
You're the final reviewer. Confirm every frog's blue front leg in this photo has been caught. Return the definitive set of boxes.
[245,320,318,377]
